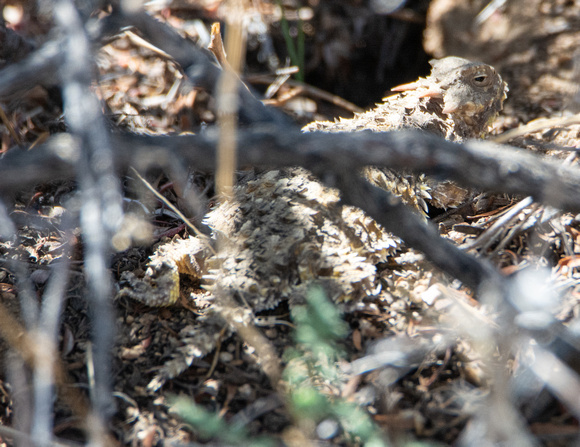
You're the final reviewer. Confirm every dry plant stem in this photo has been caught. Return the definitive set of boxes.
[215,46,241,197]
[208,22,234,73]
[492,113,580,144]
[278,80,364,113]
[212,16,246,198]
[461,196,535,251]
[231,320,281,389]
[247,74,365,113]
[212,6,282,386]
[264,71,293,99]
[216,290,282,386]
[124,29,173,60]
[490,203,542,257]
[207,14,285,390]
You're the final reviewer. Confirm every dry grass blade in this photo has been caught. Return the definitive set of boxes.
[248,74,365,114]
[124,29,173,60]
[129,166,215,254]
[492,114,580,144]
[212,19,244,199]
[208,22,234,73]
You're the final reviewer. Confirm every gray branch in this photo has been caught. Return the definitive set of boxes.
[3,128,580,300]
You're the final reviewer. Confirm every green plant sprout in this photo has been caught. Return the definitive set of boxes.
[173,285,395,445]
[171,396,275,446]
[284,285,389,446]
[276,0,305,82]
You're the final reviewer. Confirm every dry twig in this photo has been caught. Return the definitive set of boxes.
[248,73,365,113]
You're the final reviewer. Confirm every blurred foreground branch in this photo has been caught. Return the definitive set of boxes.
[51,0,122,437]
[3,128,580,209]
[2,128,580,297]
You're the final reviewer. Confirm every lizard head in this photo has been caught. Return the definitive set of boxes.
[392,56,508,137]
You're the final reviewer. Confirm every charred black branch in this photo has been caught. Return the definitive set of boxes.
[3,129,580,211]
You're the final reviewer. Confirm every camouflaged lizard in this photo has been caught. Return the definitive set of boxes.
[117,57,507,391]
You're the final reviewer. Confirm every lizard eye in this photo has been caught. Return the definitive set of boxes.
[472,69,492,86]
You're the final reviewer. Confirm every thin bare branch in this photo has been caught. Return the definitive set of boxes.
[52,0,122,434]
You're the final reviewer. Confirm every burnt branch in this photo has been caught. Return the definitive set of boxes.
[3,128,580,300]
[4,128,579,208]
[114,130,580,212]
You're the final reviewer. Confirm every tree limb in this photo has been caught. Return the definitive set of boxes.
[4,129,580,210]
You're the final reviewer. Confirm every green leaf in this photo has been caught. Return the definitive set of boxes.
[291,386,330,419]
[171,396,275,446]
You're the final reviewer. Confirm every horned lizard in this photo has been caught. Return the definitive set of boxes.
[117,57,508,390]
[119,169,400,311]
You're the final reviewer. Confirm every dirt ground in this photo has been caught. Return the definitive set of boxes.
[1,0,580,445]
